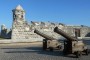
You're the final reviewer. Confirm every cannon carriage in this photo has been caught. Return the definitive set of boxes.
[34,29,62,51]
[54,27,89,58]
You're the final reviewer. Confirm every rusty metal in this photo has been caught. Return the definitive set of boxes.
[54,27,77,41]
[34,29,62,51]
[34,29,56,40]
[54,27,88,58]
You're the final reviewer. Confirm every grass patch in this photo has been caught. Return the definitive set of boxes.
[0,38,4,40]
[0,36,5,40]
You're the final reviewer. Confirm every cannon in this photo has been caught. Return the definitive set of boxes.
[54,27,89,58]
[34,29,62,51]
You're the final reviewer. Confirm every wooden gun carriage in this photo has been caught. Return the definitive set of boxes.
[54,27,89,58]
[34,29,62,51]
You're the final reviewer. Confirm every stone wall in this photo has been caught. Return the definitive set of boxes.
[1,5,90,42]
[1,25,11,39]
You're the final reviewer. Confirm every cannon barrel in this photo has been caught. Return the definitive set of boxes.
[54,27,77,41]
[34,29,56,40]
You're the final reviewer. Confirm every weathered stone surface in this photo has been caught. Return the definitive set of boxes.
[1,5,90,42]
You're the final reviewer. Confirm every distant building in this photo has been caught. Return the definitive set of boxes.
[1,24,11,39]
[1,5,90,42]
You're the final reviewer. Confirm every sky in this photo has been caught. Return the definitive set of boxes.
[0,0,90,30]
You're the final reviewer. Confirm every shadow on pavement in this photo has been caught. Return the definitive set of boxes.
[5,47,64,56]
[4,46,90,58]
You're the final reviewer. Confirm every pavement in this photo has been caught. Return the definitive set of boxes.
[0,42,90,60]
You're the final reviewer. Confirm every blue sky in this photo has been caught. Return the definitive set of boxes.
[0,0,90,30]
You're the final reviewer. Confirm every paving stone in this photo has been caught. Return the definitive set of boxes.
[0,43,90,60]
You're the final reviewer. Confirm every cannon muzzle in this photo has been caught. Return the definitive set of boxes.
[34,29,56,40]
[54,27,77,41]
